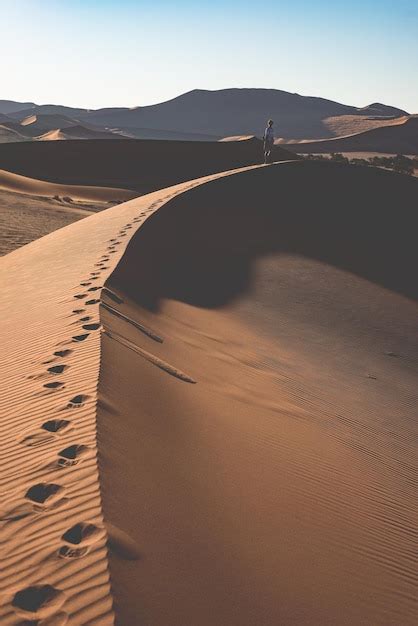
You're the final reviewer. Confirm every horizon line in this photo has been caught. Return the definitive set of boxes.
[1,86,412,115]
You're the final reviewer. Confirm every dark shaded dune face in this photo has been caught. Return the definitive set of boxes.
[0,139,296,192]
[111,161,418,307]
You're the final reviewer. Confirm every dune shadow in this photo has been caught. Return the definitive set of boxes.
[109,161,418,308]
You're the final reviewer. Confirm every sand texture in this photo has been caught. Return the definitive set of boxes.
[281,116,418,155]
[1,160,417,625]
[0,169,138,256]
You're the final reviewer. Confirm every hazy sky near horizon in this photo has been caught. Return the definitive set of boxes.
[2,0,417,112]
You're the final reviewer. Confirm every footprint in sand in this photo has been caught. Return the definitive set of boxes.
[42,349,72,365]
[43,381,65,389]
[72,333,89,342]
[47,365,68,375]
[25,483,66,511]
[90,271,101,276]
[42,419,72,433]
[1,483,67,522]
[54,350,72,358]
[67,394,89,408]
[80,281,92,287]
[57,444,92,467]
[73,293,87,300]
[85,299,100,305]
[77,316,91,323]
[12,584,67,622]
[58,521,106,559]
[87,286,102,292]
[19,419,72,447]
[72,309,85,315]
[82,323,100,331]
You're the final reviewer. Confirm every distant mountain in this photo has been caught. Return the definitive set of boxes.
[6,103,87,119]
[280,116,418,155]
[77,89,408,140]
[0,100,36,115]
[1,89,410,143]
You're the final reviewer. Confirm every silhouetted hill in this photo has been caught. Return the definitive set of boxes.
[0,100,36,115]
[2,90,409,141]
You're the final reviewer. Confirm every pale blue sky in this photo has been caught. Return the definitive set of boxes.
[1,0,417,112]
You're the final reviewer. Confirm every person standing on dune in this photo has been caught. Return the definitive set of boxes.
[263,119,275,164]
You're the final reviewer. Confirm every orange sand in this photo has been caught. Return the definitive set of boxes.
[1,161,417,625]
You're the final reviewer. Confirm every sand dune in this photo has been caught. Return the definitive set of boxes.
[0,138,296,193]
[0,115,128,144]
[20,114,79,131]
[281,115,418,155]
[219,135,256,141]
[1,160,416,624]
[0,138,295,256]
[0,125,27,144]
[0,170,138,256]
[0,165,249,625]
[37,126,128,142]
[99,162,418,626]
[0,169,136,202]
[321,114,409,138]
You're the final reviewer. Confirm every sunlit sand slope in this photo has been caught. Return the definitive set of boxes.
[0,166,255,624]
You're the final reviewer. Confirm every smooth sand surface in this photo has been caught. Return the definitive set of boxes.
[0,169,137,203]
[0,169,138,256]
[1,161,417,625]
[322,114,410,137]
[281,116,418,155]
[97,162,417,625]
[37,127,126,142]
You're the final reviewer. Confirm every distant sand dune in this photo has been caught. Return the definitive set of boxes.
[281,115,418,155]
[37,125,127,142]
[0,169,138,256]
[0,169,137,202]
